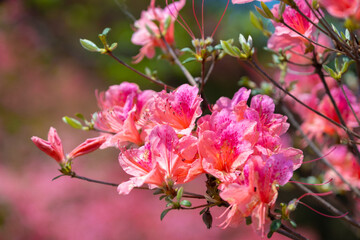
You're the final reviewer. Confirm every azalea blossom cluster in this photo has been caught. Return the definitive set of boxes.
[31,0,360,238]
[32,81,303,235]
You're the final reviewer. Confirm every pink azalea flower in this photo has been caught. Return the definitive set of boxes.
[218,162,259,228]
[117,125,201,195]
[93,82,156,148]
[218,151,303,233]
[267,0,328,55]
[94,108,143,147]
[247,95,289,136]
[96,82,140,110]
[213,87,251,121]
[149,84,202,135]
[272,0,318,39]
[131,0,186,63]
[198,110,257,183]
[301,86,360,142]
[324,145,360,190]
[319,0,360,18]
[31,127,66,164]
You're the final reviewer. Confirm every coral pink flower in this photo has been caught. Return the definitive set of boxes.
[96,82,140,110]
[94,82,156,148]
[131,0,186,63]
[246,94,289,137]
[198,110,257,183]
[272,0,318,39]
[149,84,202,135]
[31,127,66,164]
[267,0,324,54]
[218,151,302,233]
[67,136,106,160]
[117,125,201,195]
[94,108,143,147]
[319,0,360,18]
[324,145,360,190]
[301,86,360,142]
[213,87,251,121]
[218,162,259,228]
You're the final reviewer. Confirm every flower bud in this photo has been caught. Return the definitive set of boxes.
[31,127,66,164]
[67,136,106,160]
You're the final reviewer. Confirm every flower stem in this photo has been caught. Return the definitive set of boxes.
[106,51,175,90]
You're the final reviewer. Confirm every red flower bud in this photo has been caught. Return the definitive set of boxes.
[67,136,106,160]
[31,127,65,163]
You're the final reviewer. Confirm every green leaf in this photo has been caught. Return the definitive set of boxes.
[335,58,340,72]
[220,40,239,57]
[250,11,263,30]
[290,220,297,228]
[102,28,111,36]
[79,39,101,52]
[261,2,274,19]
[278,2,286,18]
[160,209,172,221]
[62,116,83,129]
[255,6,269,19]
[312,0,319,9]
[164,16,172,32]
[182,57,197,64]
[75,113,85,121]
[109,42,118,51]
[323,65,338,79]
[270,219,282,232]
[345,29,351,40]
[214,44,222,50]
[176,187,184,201]
[331,24,340,36]
[159,195,167,200]
[340,31,346,41]
[180,47,195,54]
[180,200,192,207]
[145,24,156,36]
[341,59,354,74]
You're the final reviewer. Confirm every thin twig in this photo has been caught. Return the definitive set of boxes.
[279,225,308,240]
[338,81,360,127]
[200,59,206,93]
[106,51,175,90]
[70,172,118,187]
[204,57,216,84]
[181,203,214,210]
[62,172,207,199]
[161,36,198,87]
